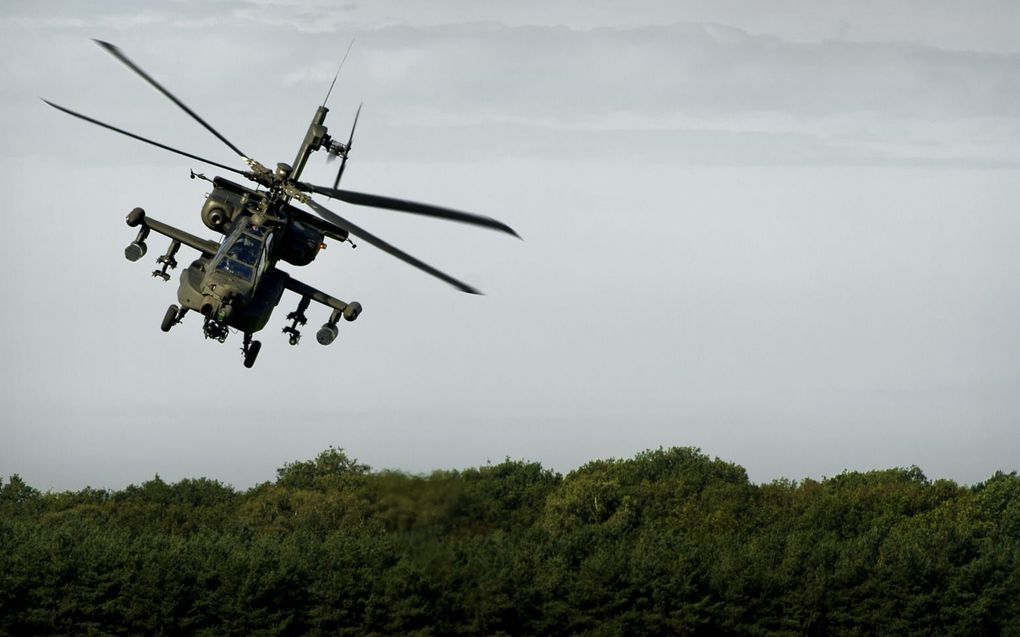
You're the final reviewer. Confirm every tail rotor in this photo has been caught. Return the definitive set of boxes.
[328,103,361,188]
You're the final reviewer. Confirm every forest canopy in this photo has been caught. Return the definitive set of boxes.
[1,447,1018,635]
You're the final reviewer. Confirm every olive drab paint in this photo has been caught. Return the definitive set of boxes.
[45,40,518,368]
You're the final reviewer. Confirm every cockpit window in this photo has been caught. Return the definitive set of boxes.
[211,220,267,282]
[226,233,262,265]
[216,258,254,280]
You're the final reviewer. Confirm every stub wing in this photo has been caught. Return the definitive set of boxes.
[283,274,360,316]
[128,209,220,257]
[280,273,362,346]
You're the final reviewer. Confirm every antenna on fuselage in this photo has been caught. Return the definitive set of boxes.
[322,39,356,108]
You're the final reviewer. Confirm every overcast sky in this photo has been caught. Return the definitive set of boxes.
[2,0,1018,490]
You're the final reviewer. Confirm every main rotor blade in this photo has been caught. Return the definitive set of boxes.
[93,40,249,161]
[305,198,482,295]
[301,183,520,238]
[42,99,249,177]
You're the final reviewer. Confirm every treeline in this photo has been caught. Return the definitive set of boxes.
[1,447,1018,635]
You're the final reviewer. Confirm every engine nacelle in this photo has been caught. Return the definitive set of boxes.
[201,179,266,233]
[279,221,325,266]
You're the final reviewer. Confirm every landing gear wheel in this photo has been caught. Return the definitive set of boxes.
[161,304,179,332]
[243,340,261,368]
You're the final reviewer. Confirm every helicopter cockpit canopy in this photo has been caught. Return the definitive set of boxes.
[213,222,270,282]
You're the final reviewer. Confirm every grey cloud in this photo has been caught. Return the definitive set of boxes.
[275,23,1020,165]
[343,122,1020,168]
[229,2,358,33]
[13,18,1018,169]
[16,11,1016,123]
[7,16,1016,180]
[15,8,1019,115]
[121,20,1011,167]
[321,23,1020,122]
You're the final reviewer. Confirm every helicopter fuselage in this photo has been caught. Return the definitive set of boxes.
[48,40,515,367]
[176,217,285,334]
[125,204,361,355]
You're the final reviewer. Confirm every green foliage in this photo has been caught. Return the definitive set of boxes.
[275,447,369,491]
[0,474,40,510]
[1,449,1019,636]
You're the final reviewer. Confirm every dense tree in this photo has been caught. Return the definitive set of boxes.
[1,448,1018,635]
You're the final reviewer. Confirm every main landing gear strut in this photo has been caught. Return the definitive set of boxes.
[242,332,262,368]
[161,304,188,332]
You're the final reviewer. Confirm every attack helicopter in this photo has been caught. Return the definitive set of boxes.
[44,40,518,368]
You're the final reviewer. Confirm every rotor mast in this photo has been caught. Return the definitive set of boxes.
[290,106,330,183]
[289,39,355,184]
[45,39,520,295]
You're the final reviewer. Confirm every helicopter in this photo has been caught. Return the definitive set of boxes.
[44,40,518,368]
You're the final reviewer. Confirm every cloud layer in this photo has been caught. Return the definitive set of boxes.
[10,12,1019,167]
